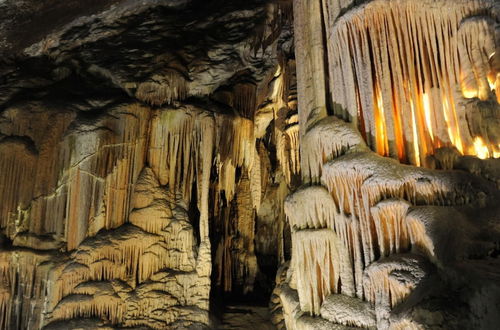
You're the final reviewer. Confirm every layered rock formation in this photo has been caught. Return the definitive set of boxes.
[1,0,500,329]
[272,0,500,329]
[0,1,297,328]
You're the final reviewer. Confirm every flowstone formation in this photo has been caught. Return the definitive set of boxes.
[0,0,500,329]
[270,0,500,329]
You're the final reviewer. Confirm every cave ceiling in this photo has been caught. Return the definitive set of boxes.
[0,0,291,114]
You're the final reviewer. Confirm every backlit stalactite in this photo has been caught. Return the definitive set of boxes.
[327,0,500,165]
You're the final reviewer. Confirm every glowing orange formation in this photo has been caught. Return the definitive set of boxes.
[473,137,500,159]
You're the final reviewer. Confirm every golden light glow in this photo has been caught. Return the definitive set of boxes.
[473,137,490,159]
[422,93,434,142]
[442,98,453,145]
[410,100,420,167]
[488,74,496,91]
[472,138,500,159]
[374,81,388,156]
[462,88,478,99]
[370,85,498,165]
[441,96,464,154]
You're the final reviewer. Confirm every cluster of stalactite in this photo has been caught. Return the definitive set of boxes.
[281,112,497,328]
[0,48,300,330]
[0,104,150,251]
[0,101,215,329]
[327,0,500,165]
[0,2,300,328]
[274,0,500,329]
[212,56,300,295]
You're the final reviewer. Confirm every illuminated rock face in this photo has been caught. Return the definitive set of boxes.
[0,1,297,328]
[326,0,500,165]
[275,0,500,329]
[1,0,500,329]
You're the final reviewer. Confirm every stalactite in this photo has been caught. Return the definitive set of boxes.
[271,62,301,185]
[285,186,336,231]
[327,0,499,165]
[0,107,75,242]
[0,104,151,251]
[0,2,299,328]
[250,146,263,211]
[232,82,258,119]
[301,116,367,182]
[51,294,124,325]
[371,200,412,257]
[362,254,429,328]
[321,152,484,214]
[149,106,201,201]
[135,71,188,106]
[458,17,496,102]
[291,229,341,315]
[0,139,38,237]
[0,251,53,329]
[216,114,255,202]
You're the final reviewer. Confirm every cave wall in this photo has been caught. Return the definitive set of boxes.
[0,1,297,329]
[0,0,500,329]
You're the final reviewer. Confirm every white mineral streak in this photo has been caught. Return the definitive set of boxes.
[327,0,499,164]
